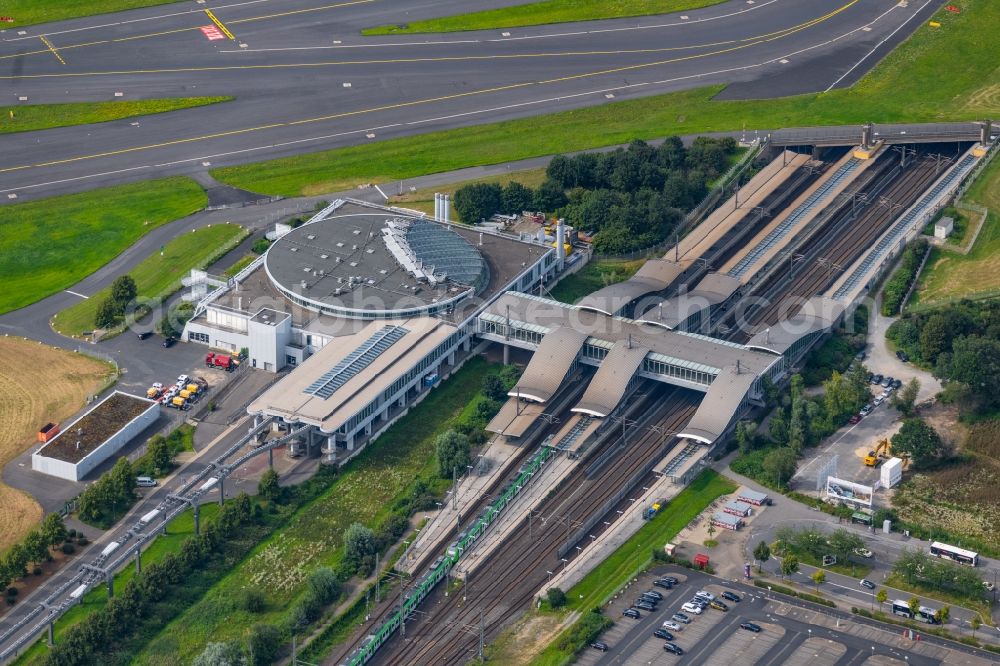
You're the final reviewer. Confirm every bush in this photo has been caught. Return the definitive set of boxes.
[881,239,929,316]
[246,624,281,666]
[546,587,567,608]
[77,536,89,546]
[6,587,17,598]
[32,566,42,576]
[61,542,76,555]
[251,238,271,254]
[555,610,612,654]
[307,567,342,606]
[240,588,266,613]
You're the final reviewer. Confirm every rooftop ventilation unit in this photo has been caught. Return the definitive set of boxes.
[336,242,344,248]
[353,229,361,235]
[290,247,298,252]
[307,234,316,240]
[320,254,328,259]
[349,262,358,267]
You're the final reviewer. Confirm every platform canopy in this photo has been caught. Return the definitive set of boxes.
[508,326,588,403]
[576,259,690,316]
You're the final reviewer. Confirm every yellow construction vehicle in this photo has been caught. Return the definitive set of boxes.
[864,438,890,467]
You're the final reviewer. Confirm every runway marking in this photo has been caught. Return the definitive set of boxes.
[0,0,375,62]
[0,1,862,178]
[205,9,235,41]
[64,290,89,299]
[39,35,66,65]
[200,26,226,42]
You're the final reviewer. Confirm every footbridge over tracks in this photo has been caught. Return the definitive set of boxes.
[771,121,993,148]
[477,293,784,446]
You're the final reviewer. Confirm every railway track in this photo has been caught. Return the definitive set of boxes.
[373,388,698,666]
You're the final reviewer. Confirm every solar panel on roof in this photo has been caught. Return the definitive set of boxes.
[304,326,409,399]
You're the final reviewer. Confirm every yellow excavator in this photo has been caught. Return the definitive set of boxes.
[864,438,891,467]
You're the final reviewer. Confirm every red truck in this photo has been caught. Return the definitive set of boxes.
[205,352,237,371]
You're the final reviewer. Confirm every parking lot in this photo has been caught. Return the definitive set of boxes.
[576,567,991,665]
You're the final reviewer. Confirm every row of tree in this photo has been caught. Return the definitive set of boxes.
[894,549,988,603]
[77,457,136,527]
[774,526,866,565]
[881,239,928,316]
[0,513,68,593]
[453,180,566,225]
[45,494,261,666]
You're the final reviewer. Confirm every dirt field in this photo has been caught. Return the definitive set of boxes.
[0,338,114,551]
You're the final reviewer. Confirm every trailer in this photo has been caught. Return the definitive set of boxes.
[37,422,60,443]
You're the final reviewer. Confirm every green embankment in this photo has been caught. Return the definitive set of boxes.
[213,0,1000,198]
[52,223,247,337]
[0,178,206,315]
[0,0,183,28]
[132,358,493,664]
[362,0,726,35]
[1,98,231,135]
[548,258,645,304]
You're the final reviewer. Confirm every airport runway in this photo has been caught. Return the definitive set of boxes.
[0,0,943,200]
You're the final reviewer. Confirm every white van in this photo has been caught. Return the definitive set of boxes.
[136,476,157,488]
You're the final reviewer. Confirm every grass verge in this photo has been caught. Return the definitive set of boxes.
[884,573,994,625]
[548,258,644,304]
[132,358,495,664]
[1,98,230,135]
[753,579,835,608]
[0,177,206,315]
[13,504,219,666]
[52,223,246,337]
[214,0,1000,198]
[0,0,183,28]
[362,0,726,35]
[915,154,1000,306]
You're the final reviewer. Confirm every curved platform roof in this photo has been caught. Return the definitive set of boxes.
[509,326,588,403]
[677,366,760,444]
[745,296,845,355]
[636,273,742,330]
[576,259,690,316]
[572,342,648,418]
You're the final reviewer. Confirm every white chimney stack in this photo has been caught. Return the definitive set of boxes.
[443,195,450,223]
[434,193,441,220]
[556,217,567,269]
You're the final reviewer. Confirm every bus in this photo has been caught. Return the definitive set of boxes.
[929,541,979,567]
[890,600,939,624]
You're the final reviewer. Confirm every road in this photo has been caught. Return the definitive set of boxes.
[0,0,944,200]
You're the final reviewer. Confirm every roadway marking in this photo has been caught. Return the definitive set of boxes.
[39,35,65,65]
[204,9,235,40]
[64,290,89,299]
[0,0,869,181]
[200,26,226,41]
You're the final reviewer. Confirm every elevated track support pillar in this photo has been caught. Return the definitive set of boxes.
[135,544,142,573]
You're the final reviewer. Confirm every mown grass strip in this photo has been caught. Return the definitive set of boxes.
[362,0,726,35]
[0,0,183,28]
[214,0,1000,198]
[1,98,231,135]
[0,177,206,315]
[52,222,247,337]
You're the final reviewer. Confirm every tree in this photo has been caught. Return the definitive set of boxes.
[435,429,471,479]
[546,587,567,608]
[95,297,119,329]
[109,275,138,315]
[23,530,48,565]
[826,529,865,564]
[780,554,799,579]
[533,178,568,212]
[246,624,280,666]
[735,421,757,454]
[257,468,281,503]
[251,238,271,255]
[343,523,377,565]
[754,541,771,573]
[892,378,920,416]
[500,181,535,214]
[307,567,341,605]
[936,604,950,624]
[891,418,947,469]
[147,435,172,474]
[40,513,67,548]
[453,182,502,223]
[706,523,716,540]
[907,596,920,616]
[971,614,982,638]
[158,300,195,339]
[768,409,789,445]
[192,640,246,666]
[876,588,888,612]
[811,569,826,591]
[918,314,950,361]
[109,457,136,507]
[482,374,507,402]
[762,447,797,488]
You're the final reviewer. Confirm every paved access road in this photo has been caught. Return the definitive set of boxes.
[0,0,944,200]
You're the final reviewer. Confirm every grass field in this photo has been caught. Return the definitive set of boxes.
[13,505,216,666]
[0,177,206,315]
[0,339,113,552]
[388,167,548,217]
[362,0,726,35]
[132,358,494,664]
[915,156,1000,306]
[548,258,644,304]
[0,0,182,28]
[1,98,231,135]
[213,0,1000,198]
[52,223,246,337]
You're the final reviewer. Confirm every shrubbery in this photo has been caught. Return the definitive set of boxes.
[555,609,612,654]
[0,513,68,593]
[881,239,929,315]
[77,457,136,528]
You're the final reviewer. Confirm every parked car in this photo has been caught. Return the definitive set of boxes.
[721,591,742,603]
[873,396,885,406]
[860,404,873,416]
[654,628,675,641]
[590,641,609,652]
[136,476,157,487]
[661,620,682,631]
[740,622,763,633]
[855,351,866,361]
[636,601,656,612]
[871,374,883,385]
[671,612,691,624]
[663,642,684,655]
[892,378,903,389]
[984,581,995,592]
[860,579,876,590]
[681,602,704,615]
[137,331,153,340]
[849,415,861,425]
[162,337,176,348]
[882,376,893,387]
[623,608,641,619]
[896,350,909,362]
[654,578,675,589]
[709,599,729,612]
[854,547,873,558]
[694,590,715,602]
[644,590,664,601]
